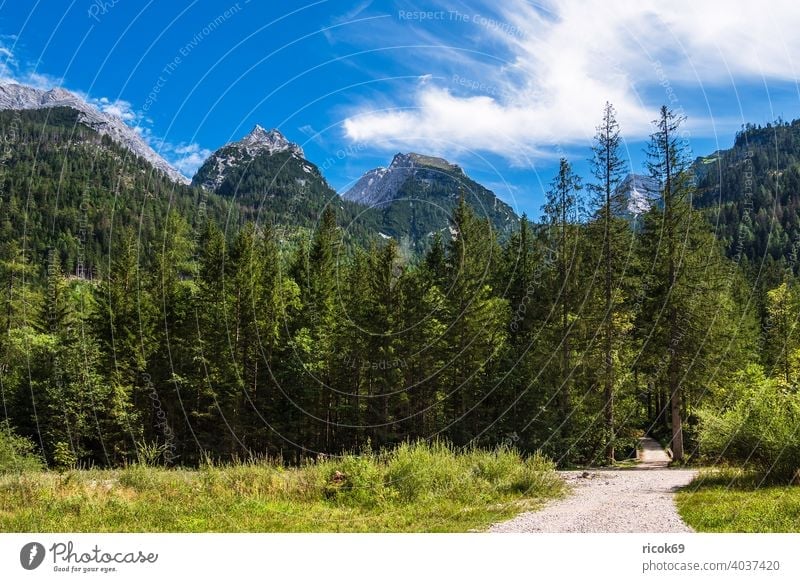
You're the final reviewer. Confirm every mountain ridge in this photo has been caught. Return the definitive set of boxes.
[0,83,188,184]
[341,151,519,251]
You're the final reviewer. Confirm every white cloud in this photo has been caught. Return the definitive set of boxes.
[92,96,138,122]
[342,0,800,160]
[298,124,325,146]
[24,71,65,89]
[324,0,376,43]
[0,41,17,84]
[160,141,212,178]
[136,128,211,178]
[90,99,210,179]
[0,40,65,89]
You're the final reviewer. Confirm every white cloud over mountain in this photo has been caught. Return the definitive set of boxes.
[342,0,800,161]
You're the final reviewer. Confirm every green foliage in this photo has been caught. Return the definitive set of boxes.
[51,442,78,471]
[764,281,800,385]
[695,118,800,269]
[0,108,228,279]
[0,426,43,474]
[384,441,468,501]
[697,365,800,482]
[318,453,388,507]
[135,441,173,468]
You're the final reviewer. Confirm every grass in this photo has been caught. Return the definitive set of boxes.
[677,468,800,532]
[0,441,565,532]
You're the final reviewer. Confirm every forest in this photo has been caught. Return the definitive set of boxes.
[0,103,798,483]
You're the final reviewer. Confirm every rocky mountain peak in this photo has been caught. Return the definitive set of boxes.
[389,152,463,174]
[344,152,468,206]
[234,125,304,158]
[192,125,312,191]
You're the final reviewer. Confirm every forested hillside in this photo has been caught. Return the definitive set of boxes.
[0,107,223,278]
[696,118,800,280]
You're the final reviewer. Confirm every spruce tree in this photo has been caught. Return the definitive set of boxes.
[541,159,583,450]
[642,105,694,461]
[587,103,630,462]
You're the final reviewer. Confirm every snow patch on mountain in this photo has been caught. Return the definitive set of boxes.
[0,83,189,184]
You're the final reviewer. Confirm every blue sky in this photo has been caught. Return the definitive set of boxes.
[1,0,799,217]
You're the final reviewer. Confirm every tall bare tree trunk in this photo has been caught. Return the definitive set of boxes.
[603,134,614,463]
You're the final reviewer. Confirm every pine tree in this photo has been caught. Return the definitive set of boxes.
[296,206,341,450]
[149,211,194,461]
[443,197,509,444]
[642,105,695,461]
[499,215,553,446]
[541,159,583,450]
[587,103,630,462]
[365,239,404,446]
[93,229,156,456]
[396,261,446,439]
[193,220,239,458]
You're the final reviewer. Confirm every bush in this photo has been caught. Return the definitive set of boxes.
[0,427,43,474]
[468,447,560,494]
[308,441,563,507]
[52,441,78,471]
[698,365,800,482]
[318,453,387,507]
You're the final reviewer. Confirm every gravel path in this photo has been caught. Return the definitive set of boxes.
[491,438,697,533]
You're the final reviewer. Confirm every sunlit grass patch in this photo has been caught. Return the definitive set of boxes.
[677,468,800,533]
[0,441,564,532]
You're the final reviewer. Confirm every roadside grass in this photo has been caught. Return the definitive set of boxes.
[0,441,565,532]
[677,468,800,533]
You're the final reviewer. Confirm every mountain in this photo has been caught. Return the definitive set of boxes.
[0,83,188,184]
[192,125,306,191]
[615,173,660,218]
[345,153,462,206]
[192,126,381,241]
[343,153,519,250]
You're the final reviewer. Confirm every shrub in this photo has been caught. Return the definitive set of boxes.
[318,453,387,507]
[52,441,78,471]
[384,442,564,502]
[0,427,43,474]
[698,365,800,482]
